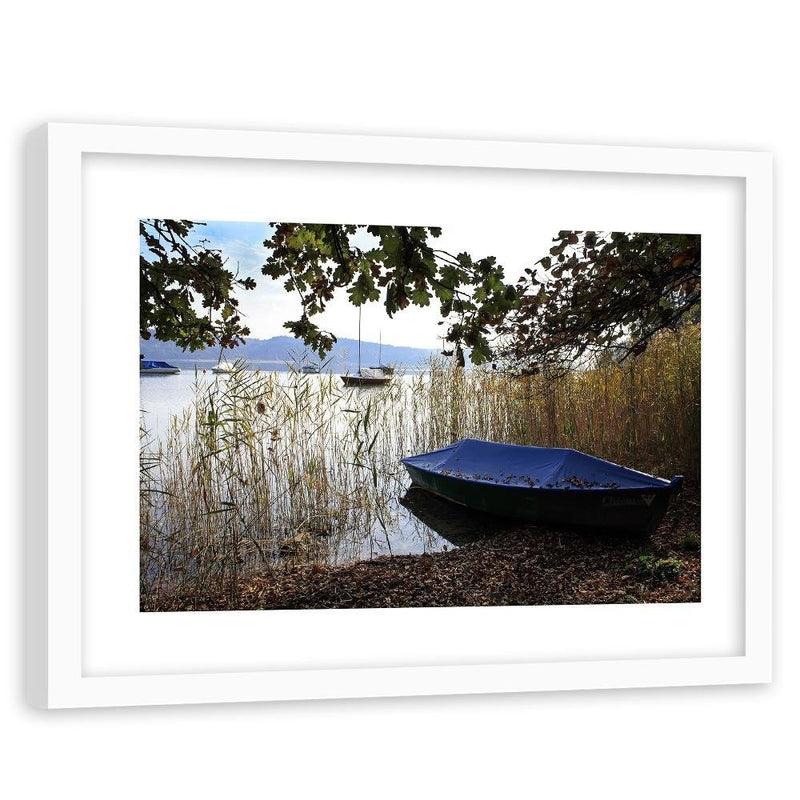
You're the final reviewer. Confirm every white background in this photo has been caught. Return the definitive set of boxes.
[2,2,794,798]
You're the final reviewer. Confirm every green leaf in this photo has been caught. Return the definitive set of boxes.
[411,288,431,306]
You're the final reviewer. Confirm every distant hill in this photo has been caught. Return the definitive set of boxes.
[139,334,440,372]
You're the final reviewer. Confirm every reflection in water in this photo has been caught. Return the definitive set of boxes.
[141,369,512,596]
[399,487,514,548]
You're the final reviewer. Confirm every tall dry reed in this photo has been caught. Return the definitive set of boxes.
[140,325,700,603]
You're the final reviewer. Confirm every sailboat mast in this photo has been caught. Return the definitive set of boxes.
[379,330,382,365]
[358,306,361,372]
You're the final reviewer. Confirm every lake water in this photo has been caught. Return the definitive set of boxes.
[140,368,488,567]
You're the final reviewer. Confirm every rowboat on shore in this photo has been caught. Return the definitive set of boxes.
[140,359,181,375]
[401,439,683,535]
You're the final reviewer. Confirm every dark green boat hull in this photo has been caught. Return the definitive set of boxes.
[402,463,678,535]
[340,374,390,387]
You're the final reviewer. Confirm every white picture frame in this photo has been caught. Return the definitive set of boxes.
[26,123,772,708]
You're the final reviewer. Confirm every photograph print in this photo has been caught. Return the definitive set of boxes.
[139,220,701,612]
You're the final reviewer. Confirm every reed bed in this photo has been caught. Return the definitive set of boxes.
[140,325,700,604]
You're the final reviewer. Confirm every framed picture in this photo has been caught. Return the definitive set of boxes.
[26,123,772,708]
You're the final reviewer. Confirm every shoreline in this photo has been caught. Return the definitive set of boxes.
[142,490,701,612]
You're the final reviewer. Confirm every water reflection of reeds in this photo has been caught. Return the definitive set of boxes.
[140,326,700,605]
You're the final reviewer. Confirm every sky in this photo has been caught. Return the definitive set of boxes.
[149,219,558,350]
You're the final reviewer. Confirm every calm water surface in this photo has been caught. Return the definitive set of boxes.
[140,368,487,562]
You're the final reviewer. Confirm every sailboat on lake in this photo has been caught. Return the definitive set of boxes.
[369,331,395,375]
[341,307,391,387]
[212,353,235,374]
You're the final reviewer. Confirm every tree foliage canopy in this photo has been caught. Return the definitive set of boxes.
[261,223,518,363]
[140,219,256,351]
[496,231,701,372]
[140,220,700,372]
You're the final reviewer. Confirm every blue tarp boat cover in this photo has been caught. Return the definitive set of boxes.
[141,360,177,369]
[402,439,673,490]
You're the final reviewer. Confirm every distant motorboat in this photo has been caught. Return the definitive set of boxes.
[212,361,234,374]
[140,359,181,375]
[299,364,320,375]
